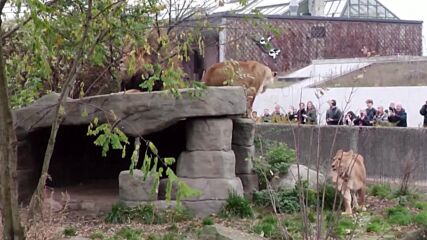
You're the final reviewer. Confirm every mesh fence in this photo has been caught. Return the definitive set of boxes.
[219,15,423,74]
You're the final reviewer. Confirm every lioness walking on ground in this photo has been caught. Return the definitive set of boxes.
[329,149,367,215]
[202,60,276,119]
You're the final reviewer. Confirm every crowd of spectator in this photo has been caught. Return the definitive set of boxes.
[254,99,427,128]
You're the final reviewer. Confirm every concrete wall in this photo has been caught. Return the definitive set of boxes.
[256,124,427,183]
[253,86,427,127]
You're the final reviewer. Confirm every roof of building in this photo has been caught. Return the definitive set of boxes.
[207,0,402,20]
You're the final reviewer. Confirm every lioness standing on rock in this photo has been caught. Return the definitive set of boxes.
[329,149,367,215]
[202,60,276,119]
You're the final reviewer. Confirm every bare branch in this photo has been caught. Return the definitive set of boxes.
[1,0,58,41]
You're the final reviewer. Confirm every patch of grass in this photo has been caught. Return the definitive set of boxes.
[219,191,254,218]
[105,202,131,224]
[105,202,191,224]
[414,201,427,210]
[63,227,77,237]
[366,216,388,233]
[161,233,184,240]
[334,217,356,239]
[202,216,214,226]
[89,231,105,240]
[386,205,413,226]
[369,184,393,199]
[253,215,279,238]
[252,189,299,214]
[110,227,143,240]
[414,211,427,228]
[283,215,304,237]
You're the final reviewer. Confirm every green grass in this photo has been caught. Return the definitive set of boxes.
[386,206,413,226]
[63,227,77,237]
[253,215,279,238]
[366,216,389,233]
[414,211,427,228]
[414,201,427,210]
[219,192,254,218]
[89,231,105,240]
[202,216,214,226]
[369,184,393,199]
[334,217,356,239]
[105,202,192,224]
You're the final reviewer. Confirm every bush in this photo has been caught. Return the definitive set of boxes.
[414,211,427,228]
[253,189,300,214]
[369,184,393,199]
[254,141,296,189]
[386,205,413,226]
[202,217,214,226]
[253,215,280,238]
[63,227,77,237]
[253,182,340,214]
[219,192,254,218]
[366,216,388,233]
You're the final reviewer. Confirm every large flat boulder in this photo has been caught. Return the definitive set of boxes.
[13,87,246,139]
[119,170,157,201]
[270,164,325,191]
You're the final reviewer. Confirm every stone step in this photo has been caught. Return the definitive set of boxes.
[158,177,243,201]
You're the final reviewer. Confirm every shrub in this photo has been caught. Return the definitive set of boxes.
[63,227,77,237]
[253,215,279,238]
[321,183,343,211]
[387,205,413,226]
[254,141,296,189]
[265,142,296,174]
[252,189,300,214]
[414,211,427,228]
[366,216,388,233]
[219,191,254,218]
[202,216,214,226]
[369,184,393,199]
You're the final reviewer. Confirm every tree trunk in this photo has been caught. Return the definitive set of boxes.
[0,15,26,240]
[28,0,93,217]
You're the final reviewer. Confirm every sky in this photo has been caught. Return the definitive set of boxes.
[379,0,427,55]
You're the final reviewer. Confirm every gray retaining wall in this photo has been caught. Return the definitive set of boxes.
[256,124,427,183]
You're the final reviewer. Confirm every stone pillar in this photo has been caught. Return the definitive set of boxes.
[167,117,244,217]
[17,140,38,203]
[232,118,259,196]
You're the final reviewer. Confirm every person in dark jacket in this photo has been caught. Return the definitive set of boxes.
[420,101,427,127]
[344,111,357,126]
[326,99,343,125]
[354,110,372,126]
[388,103,407,127]
[296,102,307,124]
[365,99,377,124]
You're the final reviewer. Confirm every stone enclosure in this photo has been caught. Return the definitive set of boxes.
[14,87,258,216]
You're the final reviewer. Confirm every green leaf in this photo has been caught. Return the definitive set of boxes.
[148,141,158,155]
[164,157,175,166]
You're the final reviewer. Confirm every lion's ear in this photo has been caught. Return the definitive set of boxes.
[348,149,354,155]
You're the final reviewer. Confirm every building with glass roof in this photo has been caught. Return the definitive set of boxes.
[209,0,400,20]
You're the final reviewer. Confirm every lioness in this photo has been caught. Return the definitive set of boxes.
[201,60,276,119]
[329,149,367,215]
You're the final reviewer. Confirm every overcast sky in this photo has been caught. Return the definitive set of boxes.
[379,0,427,55]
